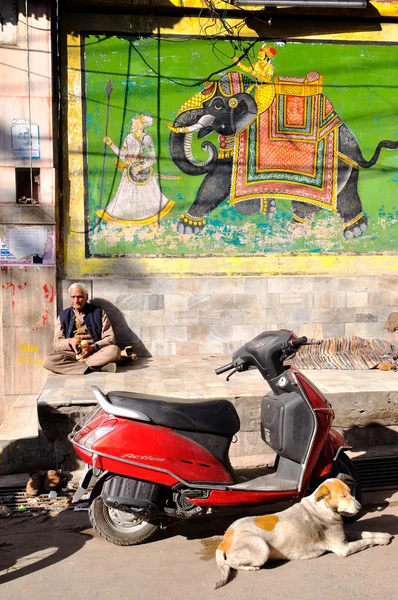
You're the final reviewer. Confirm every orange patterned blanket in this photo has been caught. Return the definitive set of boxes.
[291,336,396,370]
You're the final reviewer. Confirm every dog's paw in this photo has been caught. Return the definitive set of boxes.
[374,532,393,545]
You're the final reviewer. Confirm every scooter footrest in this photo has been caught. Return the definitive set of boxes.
[232,472,298,492]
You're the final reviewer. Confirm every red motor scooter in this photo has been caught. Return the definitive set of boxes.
[69,330,361,546]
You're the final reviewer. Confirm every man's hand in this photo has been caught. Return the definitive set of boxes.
[80,344,95,360]
[69,338,81,353]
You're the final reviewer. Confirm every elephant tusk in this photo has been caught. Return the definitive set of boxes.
[167,123,180,133]
[167,123,203,134]
[168,115,215,135]
[167,123,190,134]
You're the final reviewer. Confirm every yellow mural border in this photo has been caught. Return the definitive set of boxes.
[66,23,398,278]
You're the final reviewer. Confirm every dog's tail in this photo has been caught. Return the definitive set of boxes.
[215,546,231,589]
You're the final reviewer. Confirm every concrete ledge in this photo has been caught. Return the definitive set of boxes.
[0,395,39,441]
[37,356,398,413]
[0,204,55,224]
[34,356,398,468]
[1,356,397,474]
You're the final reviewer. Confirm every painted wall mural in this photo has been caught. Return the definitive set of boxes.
[81,35,398,256]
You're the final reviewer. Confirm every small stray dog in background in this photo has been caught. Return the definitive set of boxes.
[216,478,392,588]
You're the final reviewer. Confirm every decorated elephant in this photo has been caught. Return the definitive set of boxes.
[168,71,398,238]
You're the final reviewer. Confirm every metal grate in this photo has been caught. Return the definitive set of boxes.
[353,456,398,492]
[1,457,397,514]
[0,485,76,516]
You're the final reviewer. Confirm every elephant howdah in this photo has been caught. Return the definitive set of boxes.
[231,80,343,210]
[169,70,398,238]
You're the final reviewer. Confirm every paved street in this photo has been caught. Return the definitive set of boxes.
[1,494,397,600]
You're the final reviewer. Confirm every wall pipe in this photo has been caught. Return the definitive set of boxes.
[234,0,367,7]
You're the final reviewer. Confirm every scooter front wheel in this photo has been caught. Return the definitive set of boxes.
[332,451,363,523]
[89,497,159,546]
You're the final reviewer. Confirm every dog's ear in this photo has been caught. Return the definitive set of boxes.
[315,483,331,502]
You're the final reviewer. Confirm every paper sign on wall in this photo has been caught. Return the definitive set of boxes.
[0,226,55,266]
[11,119,40,159]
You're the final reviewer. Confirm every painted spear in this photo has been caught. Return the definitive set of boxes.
[99,80,114,210]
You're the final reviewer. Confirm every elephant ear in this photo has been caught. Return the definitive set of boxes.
[232,93,258,134]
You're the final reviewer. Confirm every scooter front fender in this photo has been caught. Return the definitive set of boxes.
[312,428,349,480]
[72,464,106,503]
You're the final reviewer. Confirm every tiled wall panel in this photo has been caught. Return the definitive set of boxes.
[58,276,398,356]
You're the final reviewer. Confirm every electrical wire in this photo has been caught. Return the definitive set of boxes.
[67,0,269,236]
[81,0,262,87]
[24,0,34,203]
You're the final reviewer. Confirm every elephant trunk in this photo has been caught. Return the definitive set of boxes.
[183,133,215,168]
[169,114,217,175]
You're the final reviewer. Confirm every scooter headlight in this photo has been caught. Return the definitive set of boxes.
[80,426,115,449]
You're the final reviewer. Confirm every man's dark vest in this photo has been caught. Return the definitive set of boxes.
[59,303,102,343]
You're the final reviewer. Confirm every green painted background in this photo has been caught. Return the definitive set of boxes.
[83,35,398,256]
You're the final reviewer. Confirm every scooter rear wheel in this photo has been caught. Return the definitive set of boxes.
[89,497,159,546]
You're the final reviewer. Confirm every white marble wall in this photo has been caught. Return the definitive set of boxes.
[58,275,398,356]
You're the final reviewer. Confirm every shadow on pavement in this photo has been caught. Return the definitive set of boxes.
[0,510,91,584]
[346,513,398,536]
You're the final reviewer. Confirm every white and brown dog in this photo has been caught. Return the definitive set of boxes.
[216,478,392,588]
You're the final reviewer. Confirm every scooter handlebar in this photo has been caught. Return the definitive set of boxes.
[290,336,322,348]
[215,362,235,375]
[290,336,308,348]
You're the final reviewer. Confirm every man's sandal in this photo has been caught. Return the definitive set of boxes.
[26,472,44,497]
[44,469,63,491]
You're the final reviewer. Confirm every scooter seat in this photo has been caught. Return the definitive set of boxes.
[106,391,240,437]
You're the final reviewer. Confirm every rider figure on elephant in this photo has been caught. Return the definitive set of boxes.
[233,45,277,114]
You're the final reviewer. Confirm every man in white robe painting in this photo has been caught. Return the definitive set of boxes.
[98,113,174,225]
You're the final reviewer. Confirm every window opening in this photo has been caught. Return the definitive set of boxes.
[16,168,40,204]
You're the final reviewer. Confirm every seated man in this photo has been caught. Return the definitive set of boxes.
[44,282,121,375]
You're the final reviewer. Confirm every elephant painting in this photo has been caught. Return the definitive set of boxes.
[168,70,398,238]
